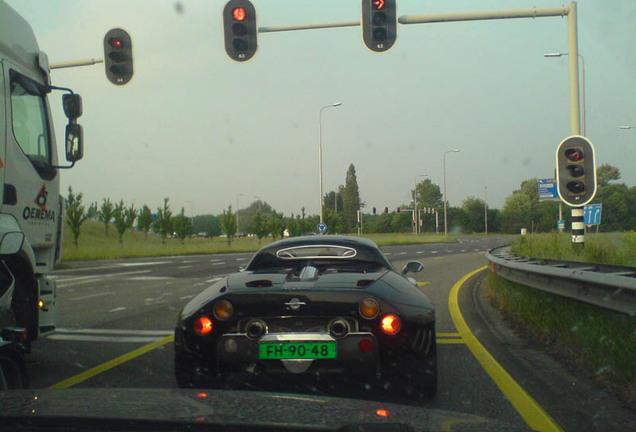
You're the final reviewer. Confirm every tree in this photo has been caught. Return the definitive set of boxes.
[267,212,286,240]
[65,187,88,247]
[461,196,486,234]
[596,164,621,188]
[343,164,362,231]
[221,205,237,245]
[172,207,192,242]
[87,201,99,220]
[97,198,114,235]
[137,205,153,238]
[112,201,137,243]
[248,210,268,243]
[323,188,344,214]
[153,198,173,243]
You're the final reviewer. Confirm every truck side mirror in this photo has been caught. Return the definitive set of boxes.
[62,94,82,119]
[65,124,84,162]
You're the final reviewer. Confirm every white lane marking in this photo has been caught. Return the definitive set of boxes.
[55,328,172,335]
[56,270,151,284]
[212,262,226,266]
[178,265,193,269]
[461,249,467,252]
[416,251,424,254]
[446,250,453,253]
[385,252,392,255]
[210,259,222,262]
[206,277,222,283]
[181,260,197,264]
[431,251,438,254]
[397,252,406,256]
[117,262,171,267]
[69,291,114,302]
[474,249,481,251]
[109,307,126,313]
[180,294,195,300]
[47,335,166,343]
[128,276,173,281]
[236,258,247,261]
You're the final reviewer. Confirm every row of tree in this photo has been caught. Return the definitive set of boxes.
[65,163,634,246]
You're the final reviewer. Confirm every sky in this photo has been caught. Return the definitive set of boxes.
[6,0,636,217]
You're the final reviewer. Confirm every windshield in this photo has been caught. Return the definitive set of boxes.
[2,1,635,432]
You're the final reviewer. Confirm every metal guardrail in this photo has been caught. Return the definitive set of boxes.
[485,246,636,316]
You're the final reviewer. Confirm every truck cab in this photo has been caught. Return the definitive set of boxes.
[0,1,83,346]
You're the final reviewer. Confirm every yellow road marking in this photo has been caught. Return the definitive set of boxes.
[417,281,430,287]
[449,266,563,432]
[437,332,461,337]
[49,335,174,389]
[437,339,466,344]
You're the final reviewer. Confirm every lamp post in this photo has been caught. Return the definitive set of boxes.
[484,186,488,234]
[236,193,244,234]
[544,52,586,135]
[619,125,635,130]
[414,174,428,235]
[319,102,342,224]
[443,149,461,237]
[185,200,194,235]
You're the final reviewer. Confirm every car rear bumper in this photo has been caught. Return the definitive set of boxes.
[215,331,379,375]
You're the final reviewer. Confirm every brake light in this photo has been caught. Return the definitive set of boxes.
[359,298,379,319]
[194,316,213,335]
[380,314,401,335]
[213,300,233,320]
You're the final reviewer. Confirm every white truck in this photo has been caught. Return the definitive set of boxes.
[0,0,84,387]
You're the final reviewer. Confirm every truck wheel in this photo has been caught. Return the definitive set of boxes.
[0,344,29,390]
[7,257,38,343]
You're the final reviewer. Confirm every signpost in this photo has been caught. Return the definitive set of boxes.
[317,222,327,234]
[538,178,559,201]
[583,203,602,226]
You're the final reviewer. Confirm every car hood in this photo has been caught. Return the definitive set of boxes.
[0,388,531,432]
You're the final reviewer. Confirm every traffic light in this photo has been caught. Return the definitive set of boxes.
[361,0,397,53]
[104,28,133,85]
[384,207,388,214]
[223,0,258,62]
[556,135,597,207]
[373,207,376,214]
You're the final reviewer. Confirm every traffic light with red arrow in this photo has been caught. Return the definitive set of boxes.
[361,0,397,53]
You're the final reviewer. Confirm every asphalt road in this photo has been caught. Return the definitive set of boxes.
[24,236,634,431]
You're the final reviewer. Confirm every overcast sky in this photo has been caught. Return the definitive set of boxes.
[7,0,635,217]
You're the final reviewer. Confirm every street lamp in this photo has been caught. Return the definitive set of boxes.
[544,52,586,135]
[184,200,194,235]
[619,125,635,130]
[319,102,343,224]
[414,174,428,235]
[236,193,244,234]
[443,149,461,238]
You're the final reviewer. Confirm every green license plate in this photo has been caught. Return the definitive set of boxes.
[259,342,337,360]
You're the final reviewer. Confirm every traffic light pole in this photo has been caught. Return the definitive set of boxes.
[50,58,103,70]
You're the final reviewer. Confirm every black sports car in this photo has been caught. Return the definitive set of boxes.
[174,235,437,398]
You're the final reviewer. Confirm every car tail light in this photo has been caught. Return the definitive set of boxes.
[194,316,213,336]
[213,300,233,320]
[380,314,401,335]
[359,339,373,353]
[359,298,379,319]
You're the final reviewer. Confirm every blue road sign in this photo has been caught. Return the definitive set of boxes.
[538,178,559,201]
[583,203,602,226]
[317,222,327,233]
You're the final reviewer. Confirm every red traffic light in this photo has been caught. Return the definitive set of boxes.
[372,0,386,10]
[108,38,123,49]
[564,148,583,162]
[233,7,246,21]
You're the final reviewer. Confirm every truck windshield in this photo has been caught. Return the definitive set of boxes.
[10,73,52,172]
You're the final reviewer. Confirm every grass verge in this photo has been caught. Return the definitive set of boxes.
[485,272,636,407]
[61,221,457,261]
[511,232,636,267]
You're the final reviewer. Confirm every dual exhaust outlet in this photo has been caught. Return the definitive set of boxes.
[244,317,351,340]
